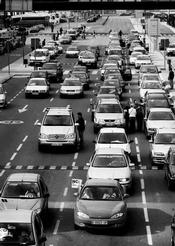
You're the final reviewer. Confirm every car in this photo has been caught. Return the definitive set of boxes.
[40,62,63,83]
[71,71,90,90]
[102,67,121,81]
[132,46,146,54]
[93,127,133,154]
[106,54,123,67]
[139,80,163,99]
[86,148,134,192]
[46,40,63,54]
[104,73,125,90]
[59,34,72,44]
[0,209,46,245]
[78,50,97,68]
[122,67,132,81]
[43,45,57,59]
[107,47,122,57]
[73,178,127,230]
[144,91,167,103]
[144,108,175,138]
[66,29,78,40]
[139,73,161,85]
[38,106,78,151]
[135,55,152,69]
[103,79,122,97]
[150,129,175,168]
[95,85,119,99]
[65,45,79,58]
[93,98,125,133]
[29,48,50,66]
[129,51,142,65]
[0,85,7,108]
[100,63,119,77]
[73,65,88,74]
[138,64,160,82]
[25,78,50,98]
[0,173,49,214]
[165,147,175,189]
[60,77,84,98]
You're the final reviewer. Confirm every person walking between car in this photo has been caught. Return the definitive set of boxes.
[168,68,174,90]
[124,104,130,133]
[51,23,54,33]
[60,27,63,35]
[136,104,144,132]
[42,39,46,47]
[76,112,85,145]
[129,104,136,133]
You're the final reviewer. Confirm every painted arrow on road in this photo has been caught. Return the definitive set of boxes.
[18,105,28,113]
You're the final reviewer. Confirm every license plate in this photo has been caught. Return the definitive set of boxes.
[92,220,108,225]
[32,92,39,95]
[51,143,62,146]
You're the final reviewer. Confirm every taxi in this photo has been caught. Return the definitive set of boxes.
[25,78,50,98]
[60,77,84,98]
[0,85,7,108]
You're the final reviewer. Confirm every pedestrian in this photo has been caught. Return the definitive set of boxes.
[76,112,85,145]
[168,68,174,90]
[124,105,130,133]
[60,27,63,35]
[56,30,59,40]
[136,104,144,132]
[128,104,136,133]
[51,23,54,33]
[42,39,46,47]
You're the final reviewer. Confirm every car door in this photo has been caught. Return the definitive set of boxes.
[33,214,46,246]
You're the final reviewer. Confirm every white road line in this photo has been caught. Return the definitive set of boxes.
[34,119,39,125]
[60,202,64,212]
[69,170,73,177]
[56,89,59,93]
[74,153,78,160]
[139,170,143,175]
[50,98,54,102]
[53,220,60,235]
[136,146,140,153]
[23,135,28,142]
[140,178,145,190]
[129,98,133,103]
[146,225,153,245]
[129,89,131,93]
[16,143,23,151]
[144,207,149,223]
[43,108,46,113]
[63,187,68,196]
[134,137,138,145]
[10,152,17,161]
[5,162,11,166]
[142,191,146,204]
[72,161,76,166]
[0,170,5,176]
[87,108,90,113]
[137,153,141,162]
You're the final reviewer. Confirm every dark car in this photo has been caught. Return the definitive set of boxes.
[165,147,175,190]
[41,62,63,83]
[122,67,132,81]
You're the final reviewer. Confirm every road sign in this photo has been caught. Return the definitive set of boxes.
[147,18,160,36]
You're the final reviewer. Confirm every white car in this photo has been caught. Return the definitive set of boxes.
[0,85,7,108]
[78,50,97,68]
[132,46,146,54]
[29,48,50,66]
[140,73,161,84]
[135,55,152,69]
[145,108,175,138]
[65,45,79,58]
[166,43,175,56]
[60,77,84,98]
[43,45,57,58]
[150,128,175,167]
[46,40,63,54]
[25,78,50,98]
[140,80,163,99]
[86,148,134,192]
[129,51,142,65]
[94,127,133,154]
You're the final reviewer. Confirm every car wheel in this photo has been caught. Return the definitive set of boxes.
[74,223,79,230]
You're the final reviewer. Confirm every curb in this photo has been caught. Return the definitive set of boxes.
[0,74,14,84]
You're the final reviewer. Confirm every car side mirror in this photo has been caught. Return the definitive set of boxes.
[144,117,147,120]
[75,123,79,126]
[158,71,161,73]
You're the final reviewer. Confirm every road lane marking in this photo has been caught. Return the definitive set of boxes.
[136,146,140,153]
[140,178,145,190]
[63,187,68,196]
[146,225,153,245]
[53,220,60,235]
[0,170,5,176]
[23,135,28,142]
[50,166,56,170]
[38,165,45,169]
[56,89,59,93]
[69,170,73,177]
[137,153,141,162]
[16,165,22,169]
[87,108,90,112]
[27,165,34,169]
[60,202,64,212]
[144,207,149,223]
[74,153,78,160]
[10,152,17,161]
[50,98,54,102]
[135,137,138,145]
[60,166,67,170]
[142,191,146,204]
[34,119,39,125]
[72,161,76,166]
[16,143,23,151]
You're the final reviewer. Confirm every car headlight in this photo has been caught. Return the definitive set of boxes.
[111,213,124,219]
[65,133,76,139]
[152,152,165,157]
[77,211,89,219]
[94,117,104,124]
[40,133,48,139]
[119,178,130,182]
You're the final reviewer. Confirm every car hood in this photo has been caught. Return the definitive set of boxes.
[0,198,42,210]
[77,200,126,218]
[95,143,131,153]
[147,120,175,129]
[95,113,124,119]
[88,166,131,179]
[0,94,5,100]
[26,85,48,90]
[41,126,74,135]
[152,144,175,155]
[140,89,163,98]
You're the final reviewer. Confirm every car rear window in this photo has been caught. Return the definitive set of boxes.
[149,112,175,120]
[97,104,122,113]
[98,133,127,144]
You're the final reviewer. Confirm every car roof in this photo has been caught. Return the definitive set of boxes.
[149,108,172,112]
[0,209,33,223]
[7,173,39,182]
[157,128,175,134]
[95,147,125,155]
[85,178,120,187]
[99,127,125,134]
[98,98,120,104]
[29,77,45,81]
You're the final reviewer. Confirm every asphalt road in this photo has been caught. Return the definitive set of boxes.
[0,16,174,246]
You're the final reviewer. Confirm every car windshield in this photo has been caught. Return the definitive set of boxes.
[63,81,81,86]
[131,52,142,57]
[72,73,86,79]
[33,51,46,57]
[142,82,161,89]
[0,223,34,245]
[137,56,150,60]
[92,154,126,167]
[44,46,54,51]
[143,75,159,81]
[103,81,120,87]
[147,100,169,108]
[140,66,157,73]
[80,186,122,201]
[1,182,40,198]
[148,112,175,120]
[28,79,46,86]
[99,88,116,94]
[98,133,127,144]
[154,133,175,144]
[31,71,46,78]
[97,104,122,113]
[105,69,119,74]
[42,63,57,69]
[44,115,72,126]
